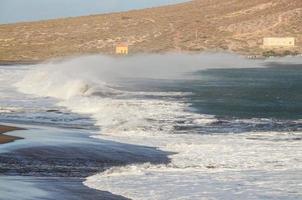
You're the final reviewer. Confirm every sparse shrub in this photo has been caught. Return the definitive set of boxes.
[263,50,299,57]
[121,16,131,20]
[263,50,277,57]
[282,50,299,56]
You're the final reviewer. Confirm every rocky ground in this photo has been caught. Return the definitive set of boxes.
[0,0,301,62]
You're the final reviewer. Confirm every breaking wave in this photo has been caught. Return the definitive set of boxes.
[14,54,302,200]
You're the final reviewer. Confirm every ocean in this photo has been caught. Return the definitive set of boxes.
[0,53,301,199]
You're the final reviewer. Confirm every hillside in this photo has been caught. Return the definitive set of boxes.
[0,0,301,62]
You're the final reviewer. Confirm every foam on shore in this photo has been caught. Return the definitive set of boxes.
[13,54,302,199]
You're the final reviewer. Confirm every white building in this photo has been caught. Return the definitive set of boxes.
[263,37,295,48]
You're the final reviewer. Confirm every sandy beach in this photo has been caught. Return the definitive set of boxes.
[0,125,23,144]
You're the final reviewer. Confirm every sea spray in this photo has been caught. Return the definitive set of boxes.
[14,53,302,200]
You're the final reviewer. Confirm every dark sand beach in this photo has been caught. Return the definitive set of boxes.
[0,125,23,144]
[0,125,170,199]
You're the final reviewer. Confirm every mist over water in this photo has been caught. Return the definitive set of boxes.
[15,53,266,98]
[11,53,302,200]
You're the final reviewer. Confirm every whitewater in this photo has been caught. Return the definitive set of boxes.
[2,53,302,199]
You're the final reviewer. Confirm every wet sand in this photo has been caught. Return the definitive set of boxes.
[0,125,23,144]
[0,176,130,200]
[0,125,170,199]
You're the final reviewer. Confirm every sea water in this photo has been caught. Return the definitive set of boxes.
[1,53,301,199]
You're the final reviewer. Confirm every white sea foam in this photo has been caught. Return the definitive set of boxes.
[0,106,23,113]
[13,54,302,199]
[0,66,40,114]
[84,130,302,200]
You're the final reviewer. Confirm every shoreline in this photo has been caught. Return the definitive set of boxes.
[1,53,302,66]
[0,125,169,199]
[0,125,23,144]
[0,60,42,66]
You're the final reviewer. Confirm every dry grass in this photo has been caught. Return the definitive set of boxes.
[0,0,301,62]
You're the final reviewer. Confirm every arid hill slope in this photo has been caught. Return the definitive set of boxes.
[0,0,301,62]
